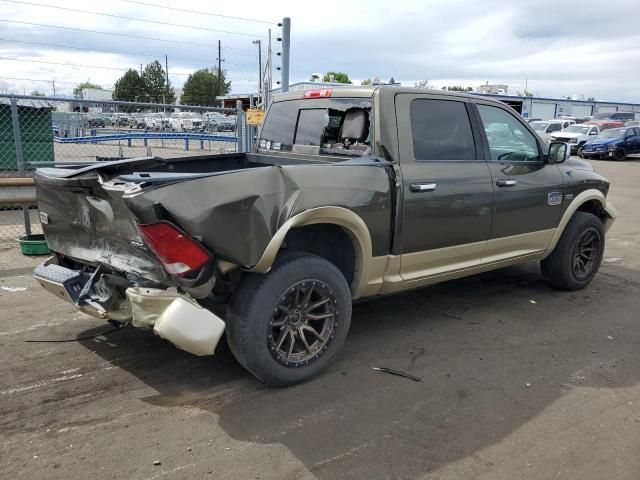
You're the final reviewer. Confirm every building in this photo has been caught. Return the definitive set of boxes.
[477,82,509,95]
[473,93,640,120]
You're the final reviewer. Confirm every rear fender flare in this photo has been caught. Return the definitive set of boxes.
[248,207,373,298]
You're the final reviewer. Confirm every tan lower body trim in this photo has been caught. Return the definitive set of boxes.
[358,229,555,298]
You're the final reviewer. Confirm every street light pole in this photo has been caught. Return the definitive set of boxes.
[252,39,262,104]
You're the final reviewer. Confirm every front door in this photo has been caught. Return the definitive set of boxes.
[472,102,565,261]
[395,94,494,280]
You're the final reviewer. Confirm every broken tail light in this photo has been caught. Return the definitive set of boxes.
[303,89,331,98]
[137,221,211,276]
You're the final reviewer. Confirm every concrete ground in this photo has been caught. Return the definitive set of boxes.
[1,157,639,480]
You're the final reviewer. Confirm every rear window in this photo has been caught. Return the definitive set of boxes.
[259,98,372,156]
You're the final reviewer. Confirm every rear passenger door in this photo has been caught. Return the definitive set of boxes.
[395,94,494,281]
[472,102,565,259]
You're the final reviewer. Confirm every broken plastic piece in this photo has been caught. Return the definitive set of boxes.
[372,366,423,382]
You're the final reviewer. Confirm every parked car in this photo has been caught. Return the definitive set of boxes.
[584,120,624,131]
[86,115,108,128]
[593,112,637,122]
[144,113,170,131]
[549,124,600,155]
[624,120,640,127]
[33,86,616,386]
[526,117,542,123]
[530,119,567,143]
[129,113,147,130]
[581,126,640,160]
[112,114,130,128]
[168,112,204,132]
[208,115,236,132]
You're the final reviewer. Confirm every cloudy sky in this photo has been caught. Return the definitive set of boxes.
[0,0,639,101]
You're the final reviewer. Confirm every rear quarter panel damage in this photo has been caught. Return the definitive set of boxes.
[123,163,394,269]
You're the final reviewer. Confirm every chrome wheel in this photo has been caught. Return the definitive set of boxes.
[572,227,601,280]
[269,280,338,367]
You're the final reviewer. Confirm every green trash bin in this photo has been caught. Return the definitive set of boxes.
[0,100,54,172]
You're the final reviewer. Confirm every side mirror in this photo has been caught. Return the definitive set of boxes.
[548,141,570,164]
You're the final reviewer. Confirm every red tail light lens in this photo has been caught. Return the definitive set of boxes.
[137,221,210,276]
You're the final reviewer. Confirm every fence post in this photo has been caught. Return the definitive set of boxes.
[9,98,32,236]
[236,100,244,153]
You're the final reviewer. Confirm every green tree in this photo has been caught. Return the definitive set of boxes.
[323,71,352,84]
[30,90,45,96]
[73,81,102,97]
[113,69,145,106]
[141,60,175,104]
[180,69,230,106]
[360,78,372,86]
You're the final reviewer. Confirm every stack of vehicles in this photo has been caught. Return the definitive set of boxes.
[168,112,204,132]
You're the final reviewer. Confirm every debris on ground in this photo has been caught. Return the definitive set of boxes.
[1,286,27,292]
[443,305,469,320]
[153,460,161,466]
[604,257,623,263]
[372,367,423,382]
[529,299,537,304]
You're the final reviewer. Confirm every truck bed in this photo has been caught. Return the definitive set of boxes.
[35,153,394,284]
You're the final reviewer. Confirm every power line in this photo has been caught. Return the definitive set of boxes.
[0,56,193,75]
[0,37,225,63]
[0,75,113,86]
[119,0,277,25]
[1,0,269,38]
[0,58,258,82]
[0,19,257,52]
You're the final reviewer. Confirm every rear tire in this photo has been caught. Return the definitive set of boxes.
[614,148,627,161]
[226,252,352,386]
[541,212,605,290]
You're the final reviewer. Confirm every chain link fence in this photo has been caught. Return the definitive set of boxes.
[0,94,251,242]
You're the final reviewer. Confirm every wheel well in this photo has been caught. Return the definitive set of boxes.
[577,199,608,223]
[281,224,356,287]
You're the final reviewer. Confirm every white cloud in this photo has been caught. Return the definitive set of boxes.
[0,0,638,101]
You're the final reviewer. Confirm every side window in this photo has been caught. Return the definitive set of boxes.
[410,99,476,161]
[634,127,640,136]
[477,104,541,162]
[550,123,562,132]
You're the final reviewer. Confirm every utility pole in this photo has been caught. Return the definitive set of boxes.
[281,17,291,93]
[164,54,169,111]
[217,40,222,95]
[266,29,272,106]
[252,40,262,103]
[51,80,56,96]
[140,64,143,75]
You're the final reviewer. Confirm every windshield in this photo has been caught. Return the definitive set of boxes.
[530,121,548,131]
[565,126,590,134]
[260,98,373,156]
[597,129,624,139]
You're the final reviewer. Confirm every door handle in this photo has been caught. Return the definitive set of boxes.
[410,183,437,192]
[496,178,517,187]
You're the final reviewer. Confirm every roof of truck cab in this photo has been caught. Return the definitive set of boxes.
[271,85,483,102]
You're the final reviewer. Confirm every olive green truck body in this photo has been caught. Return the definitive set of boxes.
[32,86,615,384]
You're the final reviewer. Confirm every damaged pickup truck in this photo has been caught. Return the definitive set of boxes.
[34,86,616,385]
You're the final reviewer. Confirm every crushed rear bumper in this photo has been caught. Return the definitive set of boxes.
[33,258,225,356]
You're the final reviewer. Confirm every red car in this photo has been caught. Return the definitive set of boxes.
[584,120,624,131]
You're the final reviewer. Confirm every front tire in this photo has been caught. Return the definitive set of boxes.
[541,212,605,290]
[226,252,352,386]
